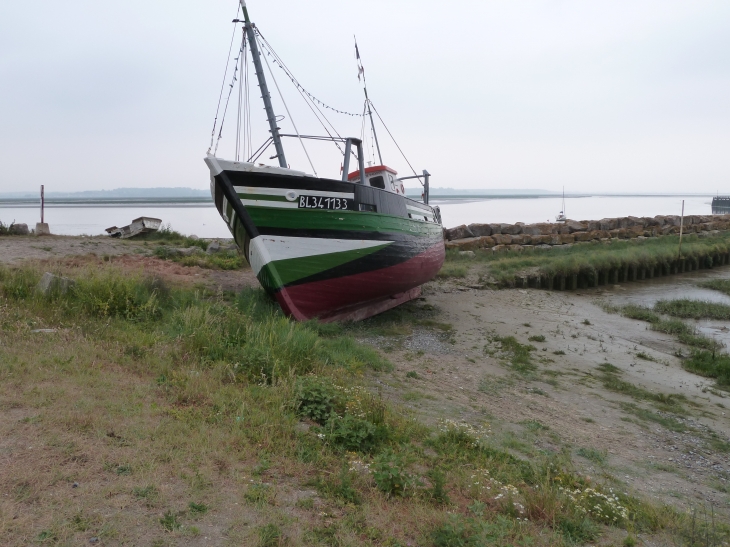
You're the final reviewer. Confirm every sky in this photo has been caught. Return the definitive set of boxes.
[1,0,729,194]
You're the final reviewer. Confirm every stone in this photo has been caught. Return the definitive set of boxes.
[599,218,617,231]
[488,223,502,236]
[37,272,75,295]
[565,220,588,233]
[531,234,552,245]
[177,246,205,257]
[188,234,199,240]
[206,241,221,254]
[444,224,474,241]
[9,223,29,235]
[510,234,525,245]
[224,244,240,251]
[653,215,667,226]
[492,234,512,245]
[35,223,51,235]
[507,244,524,252]
[458,251,476,258]
[628,216,645,227]
[573,231,593,242]
[491,244,508,253]
[558,225,571,235]
[521,224,543,236]
[535,244,552,250]
[549,234,563,245]
[468,223,492,237]
[500,223,522,235]
[586,220,601,231]
[560,234,575,244]
[445,236,494,250]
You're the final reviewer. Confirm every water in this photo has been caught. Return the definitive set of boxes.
[0,194,718,237]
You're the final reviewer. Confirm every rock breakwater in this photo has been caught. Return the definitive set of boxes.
[444,215,730,252]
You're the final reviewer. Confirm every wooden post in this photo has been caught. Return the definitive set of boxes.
[41,185,45,224]
[678,199,685,258]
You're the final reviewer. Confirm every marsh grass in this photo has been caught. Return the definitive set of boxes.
[699,279,730,296]
[445,233,730,286]
[655,299,730,320]
[0,263,723,546]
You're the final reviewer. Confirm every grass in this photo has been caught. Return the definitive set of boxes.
[436,262,468,279]
[0,262,727,545]
[489,336,537,374]
[699,279,730,296]
[654,299,730,320]
[443,232,730,287]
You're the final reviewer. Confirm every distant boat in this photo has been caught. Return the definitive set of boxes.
[556,187,567,222]
[203,0,444,322]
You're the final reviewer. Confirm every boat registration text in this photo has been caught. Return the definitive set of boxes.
[298,195,354,210]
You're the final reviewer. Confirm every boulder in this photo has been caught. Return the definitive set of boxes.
[521,224,543,236]
[177,246,205,257]
[560,234,575,244]
[444,224,474,241]
[628,216,645,228]
[458,251,475,258]
[206,241,221,254]
[558,225,571,235]
[492,244,508,253]
[500,223,522,235]
[531,234,553,245]
[653,215,667,226]
[510,234,526,245]
[508,244,524,252]
[565,220,588,233]
[492,234,512,245]
[188,234,199,240]
[9,223,29,235]
[573,231,593,242]
[468,223,492,237]
[224,244,240,252]
[628,226,645,238]
[549,234,562,245]
[445,236,494,251]
[599,218,617,231]
[488,223,502,236]
[586,220,601,231]
[37,272,75,295]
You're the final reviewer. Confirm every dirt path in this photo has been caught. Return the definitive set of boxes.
[372,279,730,519]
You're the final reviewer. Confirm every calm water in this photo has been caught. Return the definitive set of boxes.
[0,195,718,238]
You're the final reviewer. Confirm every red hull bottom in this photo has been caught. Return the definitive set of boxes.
[274,242,444,322]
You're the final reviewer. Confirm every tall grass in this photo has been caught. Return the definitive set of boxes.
[446,233,730,285]
[654,299,730,320]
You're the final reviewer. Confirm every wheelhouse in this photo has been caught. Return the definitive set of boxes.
[347,165,404,195]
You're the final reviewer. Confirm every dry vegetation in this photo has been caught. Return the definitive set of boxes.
[1,257,729,546]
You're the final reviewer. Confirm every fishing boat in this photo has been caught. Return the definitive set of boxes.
[204,0,445,322]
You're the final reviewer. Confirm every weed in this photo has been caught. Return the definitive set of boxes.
[635,351,656,362]
[553,350,566,355]
[492,336,537,374]
[426,468,450,505]
[582,319,592,325]
[528,334,546,342]
[371,449,414,497]
[160,511,181,532]
[683,350,730,388]
[597,362,621,374]
[521,419,549,432]
[257,523,283,547]
[655,299,730,320]
[437,263,468,279]
[244,483,272,506]
[405,371,420,379]
[133,485,158,499]
[576,447,607,465]
[188,502,208,515]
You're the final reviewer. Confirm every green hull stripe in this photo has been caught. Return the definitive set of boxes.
[246,207,441,237]
[261,243,390,288]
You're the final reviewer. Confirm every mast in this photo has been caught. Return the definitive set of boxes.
[355,39,383,165]
[239,0,287,168]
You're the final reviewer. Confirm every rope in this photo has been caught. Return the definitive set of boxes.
[369,101,420,179]
[235,32,246,161]
[258,35,318,176]
[214,30,245,155]
[208,5,241,152]
[257,31,363,118]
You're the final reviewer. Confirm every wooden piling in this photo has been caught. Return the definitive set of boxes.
[570,274,578,290]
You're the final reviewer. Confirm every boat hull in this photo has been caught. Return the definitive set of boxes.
[205,157,445,321]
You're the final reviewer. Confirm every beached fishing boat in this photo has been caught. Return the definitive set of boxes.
[204,1,444,322]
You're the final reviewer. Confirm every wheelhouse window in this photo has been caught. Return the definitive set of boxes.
[369,176,385,189]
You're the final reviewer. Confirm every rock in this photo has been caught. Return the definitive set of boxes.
[177,246,205,257]
[628,215,645,227]
[599,218,617,231]
[72,482,79,488]
[500,223,522,235]
[206,241,221,254]
[492,244,508,253]
[508,244,524,252]
[535,244,552,250]
[492,234,512,245]
[468,223,492,237]
[224,244,240,252]
[37,272,75,295]
[573,231,593,242]
[510,234,526,245]
[188,234,199,240]
[35,223,51,235]
[521,224,543,236]
[560,234,575,244]
[9,223,29,235]
[446,236,494,251]
[565,220,588,233]
[444,224,474,241]
[458,251,476,258]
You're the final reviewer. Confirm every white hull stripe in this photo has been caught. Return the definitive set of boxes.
[249,235,392,276]
[240,199,299,209]
[234,186,354,200]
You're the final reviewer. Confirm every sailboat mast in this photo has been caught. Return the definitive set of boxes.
[239,0,287,168]
[355,39,383,165]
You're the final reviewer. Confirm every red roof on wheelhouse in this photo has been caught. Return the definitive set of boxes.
[347,165,398,181]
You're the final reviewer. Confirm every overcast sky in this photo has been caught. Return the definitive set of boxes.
[1,0,728,194]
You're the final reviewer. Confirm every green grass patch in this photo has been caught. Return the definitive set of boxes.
[436,262,468,279]
[699,279,730,296]
[491,336,537,374]
[655,299,730,320]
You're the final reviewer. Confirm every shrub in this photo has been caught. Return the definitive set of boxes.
[528,335,546,342]
[371,449,414,497]
[295,376,342,424]
[322,414,388,453]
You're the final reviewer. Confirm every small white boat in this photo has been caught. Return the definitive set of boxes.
[106,217,162,239]
[556,187,567,222]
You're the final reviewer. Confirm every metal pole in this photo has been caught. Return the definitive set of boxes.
[239,1,287,168]
[678,199,685,258]
[355,140,366,185]
[41,185,44,224]
[342,139,352,181]
[365,95,383,165]
[422,170,430,204]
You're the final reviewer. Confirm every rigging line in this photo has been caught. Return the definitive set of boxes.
[369,101,420,179]
[209,4,241,152]
[244,43,251,161]
[235,32,246,161]
[255,29,363,117]
[255,33,345,142]
[257,35,318,176]
[214,36,244,155]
